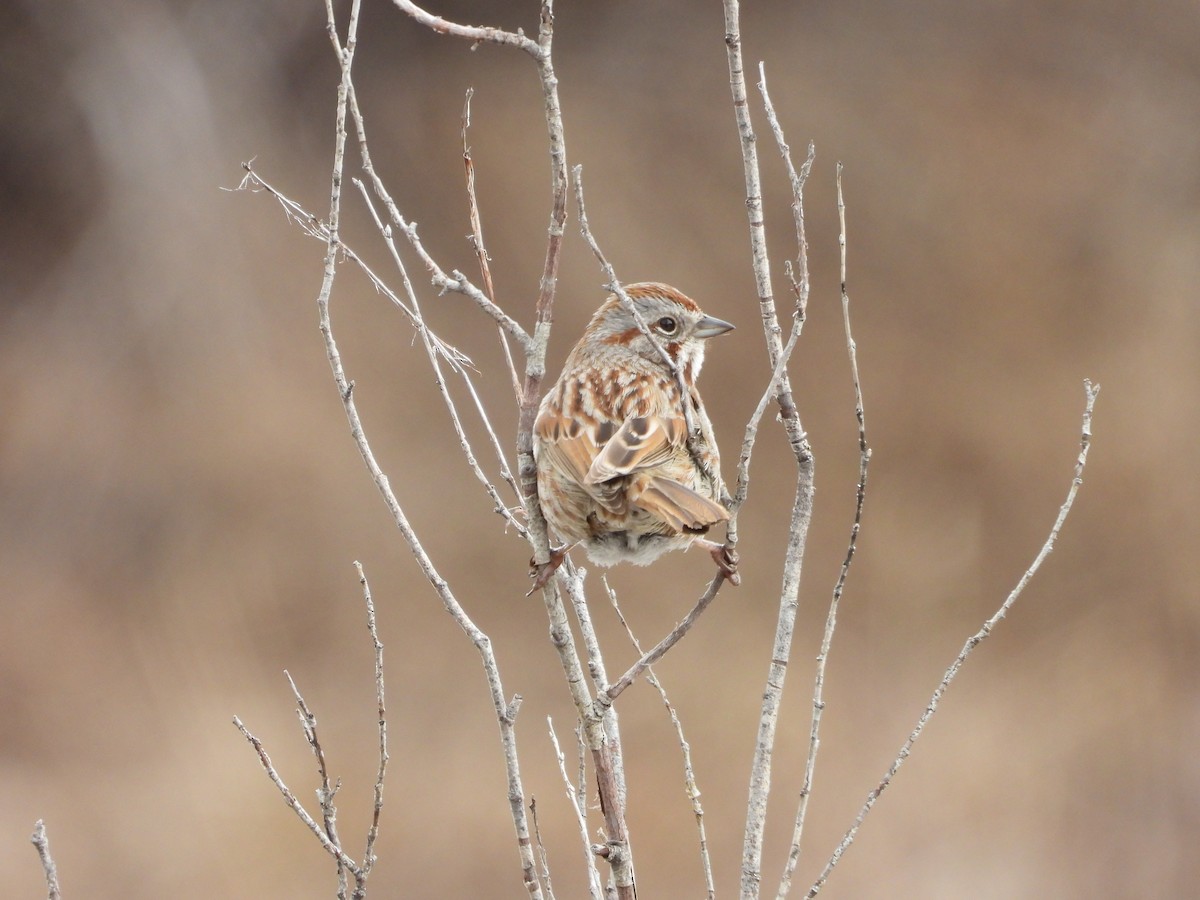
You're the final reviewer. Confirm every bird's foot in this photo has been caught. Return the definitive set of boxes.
[697,539,740,586]
[527,543,573,595]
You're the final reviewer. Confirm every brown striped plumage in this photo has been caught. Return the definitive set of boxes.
[532,283,737,581]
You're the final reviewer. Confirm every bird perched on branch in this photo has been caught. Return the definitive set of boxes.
[532,282,738,589]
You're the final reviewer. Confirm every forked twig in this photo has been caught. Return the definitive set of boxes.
[233,715,363,877]
[286,669,346,897]
[235,563,389,899]
[777,164,871,898]
[549,718,604,900]
[356,561,389,885]
[806,381,1101,898]
[604,578,716,899]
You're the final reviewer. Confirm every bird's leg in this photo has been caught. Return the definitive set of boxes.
[695,538,740,586]
[527,542,575,595]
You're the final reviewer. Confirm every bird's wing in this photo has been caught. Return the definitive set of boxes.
[534,405,597,485]
[587,413,729,531]
[632,473,730,533]
[584,414,683,484]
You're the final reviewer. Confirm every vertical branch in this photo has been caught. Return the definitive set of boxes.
[549,718,605,900]
[517,0,570,573]
[605,579,717,900]
[562,567,628,810]
[355,561,389,893]
[286,669,347,898]
[719,19,816,892]
[777,166,871,898]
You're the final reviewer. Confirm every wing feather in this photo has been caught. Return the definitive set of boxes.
[632,474,730,533]
[585,413,685,484]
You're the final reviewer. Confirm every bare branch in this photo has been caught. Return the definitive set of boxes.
[529,799,558,900]
[719,33,816,896]
[353,177,527,533]
[733,313,805,513]
[234,716,364,877]
[758,64,813,322]
[30,820,62,900]
[732,63,815,516]
[355,561,388,889]
[549,719,604,900]
[605,579,716,899]
[778,165,871,898]
[806,381,1101,898]
[390,0,542,57]
[561,566,628,808]
[538,565,635,898]
[594,572,725,714]
[285,670,347,898]
[462,88,523,402]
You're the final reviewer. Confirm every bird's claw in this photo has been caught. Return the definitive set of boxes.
[527,543,571,595]
[698,540,740,586]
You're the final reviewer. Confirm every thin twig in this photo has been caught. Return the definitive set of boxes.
[390,1,542,56]
[238,166,474,372]
[806,381,1101,897]
[549,719,604,900]
[562,566,628,809]
[594,572,726,715]
[731,64,814,519]
[353,177,527,532]
[462,88,523,402]
[605,579,716,900]
[339,75,530,349]
[777,165,871,898]
[30,820,61,900]
[529,799,558,900]
[355,561,388,890]
[286,670,347,898]
[313,5,359,886]
[721,35,816,898]
[733,315,805,514]
[234,716,365,876]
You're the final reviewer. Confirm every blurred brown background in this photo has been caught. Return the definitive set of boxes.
[3,1,1197,897]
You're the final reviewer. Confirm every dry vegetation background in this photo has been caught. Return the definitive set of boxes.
[3,0,1197,897]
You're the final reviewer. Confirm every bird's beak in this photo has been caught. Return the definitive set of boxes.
[694,315,735,339]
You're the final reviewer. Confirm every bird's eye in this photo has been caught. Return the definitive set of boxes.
[656,316,678,334]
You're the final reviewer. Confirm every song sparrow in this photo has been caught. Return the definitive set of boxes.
[532,282,738,587]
